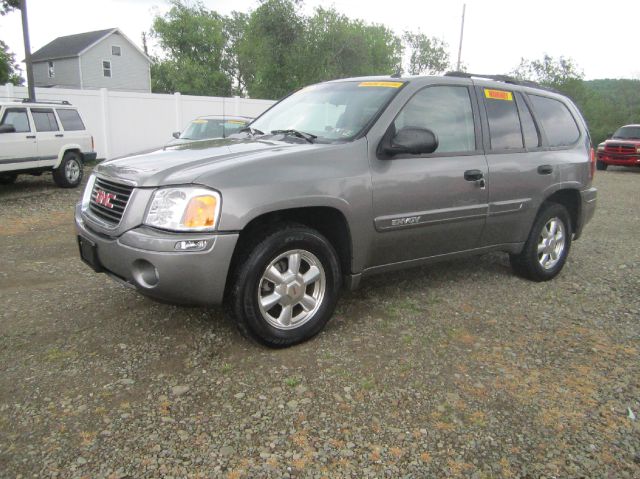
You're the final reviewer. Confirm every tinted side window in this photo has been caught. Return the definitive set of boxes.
[393,85,476,153]
[515,93,540,148]
[31,108,59,132]
[484,89,523,150]
[56,109,85,131]
[528,95,579,147]
[1,108,30,133]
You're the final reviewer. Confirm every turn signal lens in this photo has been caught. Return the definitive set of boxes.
[182,195,217,228]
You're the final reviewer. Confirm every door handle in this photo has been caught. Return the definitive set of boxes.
[464,169,484,181]
[26,135,36,139]
[55,134,64,138]
[537,164,553,175]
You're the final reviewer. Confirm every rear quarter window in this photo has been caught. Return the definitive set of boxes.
[528,95,580,147]
[56,109,85,131]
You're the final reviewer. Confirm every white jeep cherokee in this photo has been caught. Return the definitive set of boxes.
[0,100,97,187]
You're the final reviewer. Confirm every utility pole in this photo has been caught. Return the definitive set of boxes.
[19,0,36,101]
[456,3,466,72]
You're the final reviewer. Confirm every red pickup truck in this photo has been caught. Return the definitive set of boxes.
[596,124,640,170]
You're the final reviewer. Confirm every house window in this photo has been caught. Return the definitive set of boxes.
[48,61,54,78]
[111,45,121,56]
[103,60,111,78]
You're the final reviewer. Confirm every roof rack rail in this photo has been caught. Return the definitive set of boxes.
[20,99,72,105]
[444,71,551,90]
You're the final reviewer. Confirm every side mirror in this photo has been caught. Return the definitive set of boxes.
[0,124,16,134]
[383,127,438,156]
[606,132,613,139]
[172,131,181,139]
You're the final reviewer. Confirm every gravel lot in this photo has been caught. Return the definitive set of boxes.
[1,167,639,478]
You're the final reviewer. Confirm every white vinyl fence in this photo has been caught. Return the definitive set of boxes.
[1,84,274,160]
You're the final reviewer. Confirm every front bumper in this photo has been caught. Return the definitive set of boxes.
[597,152,640,167]
[75,205,238,306]
[83,152,98,163]
[574,186,597,240]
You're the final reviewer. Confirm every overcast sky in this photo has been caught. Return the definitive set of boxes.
[1,0,639,81]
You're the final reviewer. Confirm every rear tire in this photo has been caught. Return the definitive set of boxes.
[596,159,608,171]
[228,224,341,348]
[0,173,17,185]
[510,203,572,282]
[53,151,83,188]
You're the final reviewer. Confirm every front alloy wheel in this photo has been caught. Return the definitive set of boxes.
[258,249,326,330]
[229,224,341,347]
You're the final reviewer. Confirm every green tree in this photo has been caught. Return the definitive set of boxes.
[0,40,24,85]
[402,32,450,75]
[512,54,583,86]
[150,0,231,96]
[224,11,249,95]
[300,7,401,85]
[237,0,305,99]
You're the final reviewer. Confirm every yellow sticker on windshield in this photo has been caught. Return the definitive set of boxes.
[358,81,404,88]
[191,119,207,124]
[227,120,247,124]
[484,89,513,101]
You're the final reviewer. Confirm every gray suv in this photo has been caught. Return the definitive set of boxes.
[76,74,597,347]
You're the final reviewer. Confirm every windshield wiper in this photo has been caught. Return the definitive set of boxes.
[239,126,264,136]
[271,129,317,143]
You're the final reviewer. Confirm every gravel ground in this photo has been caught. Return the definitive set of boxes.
[1,167,639,479]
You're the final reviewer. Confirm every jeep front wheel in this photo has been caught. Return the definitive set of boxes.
[53,151,83,188]
[229,224,341,347]
[596,159,608,171]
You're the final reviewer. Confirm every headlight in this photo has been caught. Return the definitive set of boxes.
[597,144,605,151]
[145,187,221,232]
[81,174,96,211]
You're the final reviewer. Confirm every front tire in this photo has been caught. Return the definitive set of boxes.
[53,151,83,188]
[229,224,341,348]
[510,203,572,282]
[596,159,608,171]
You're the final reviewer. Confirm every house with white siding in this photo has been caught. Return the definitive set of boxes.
[31,28,151,93]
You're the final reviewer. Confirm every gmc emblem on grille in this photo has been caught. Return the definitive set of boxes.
[95,189,117,209]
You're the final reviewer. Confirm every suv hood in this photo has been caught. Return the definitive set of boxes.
[95,138,322,187]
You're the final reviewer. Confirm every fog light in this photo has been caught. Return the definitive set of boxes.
[175,240,207,251]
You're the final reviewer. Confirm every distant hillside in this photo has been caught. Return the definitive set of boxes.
[570,79,640,145]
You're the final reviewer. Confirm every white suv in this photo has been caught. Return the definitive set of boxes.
[0,100,96,188]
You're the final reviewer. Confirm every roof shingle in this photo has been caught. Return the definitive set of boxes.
[31,28,116,62]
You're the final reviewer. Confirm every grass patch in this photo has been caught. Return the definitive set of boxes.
[284,376,301,388]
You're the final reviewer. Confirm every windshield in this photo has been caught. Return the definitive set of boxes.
[180,118,249,140]
[612,126,640,140]
[249,80,405,142]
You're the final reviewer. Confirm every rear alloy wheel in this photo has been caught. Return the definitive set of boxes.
[510,203,572,281]
[229,224,341,347]
[596,159,608,171]
[53,151,83,188]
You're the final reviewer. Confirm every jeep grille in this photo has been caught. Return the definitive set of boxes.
[89,177,133,225]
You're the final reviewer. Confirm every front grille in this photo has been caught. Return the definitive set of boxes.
[89,177,134,225]
[605,143,635,155]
